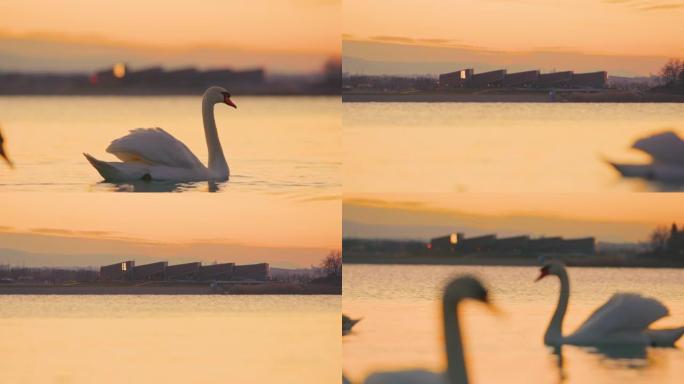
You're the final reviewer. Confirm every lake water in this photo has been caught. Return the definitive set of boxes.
[344,103,684,192]
[343,264,684,384]
[0,295,340,384]
[0,96,340,197]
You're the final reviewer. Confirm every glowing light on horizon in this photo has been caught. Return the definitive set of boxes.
[113,63,126,78]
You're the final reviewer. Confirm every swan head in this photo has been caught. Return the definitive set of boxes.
[443,275,490,305]
[535,260,566,282]
[204,86,237,108]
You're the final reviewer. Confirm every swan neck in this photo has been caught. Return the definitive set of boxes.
[443,297,468,384]
[546,269,570,345]
[202,97,228,176]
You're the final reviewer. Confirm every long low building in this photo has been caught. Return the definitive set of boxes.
[198,263,235,280]
[165,262,201,280]
[100,261,135,280]
[439,68,607,89]
[98,261,270,281]
[428,232,595,256]
[130,262,168,280]
[469,70,506,87]
[233,263,271,281]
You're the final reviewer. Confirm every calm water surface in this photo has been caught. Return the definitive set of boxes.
[343,264,684,384]
[0,96,340,197]
[0,295,339,384]
[344,103,684,192]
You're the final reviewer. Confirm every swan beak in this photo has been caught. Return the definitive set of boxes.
[535,270,549,282]
[225,97,237,109]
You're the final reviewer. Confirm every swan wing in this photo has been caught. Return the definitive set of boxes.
[571,293,668,340]
[106,128,204,169]
[364,370,445,384]
[633,131,684,165]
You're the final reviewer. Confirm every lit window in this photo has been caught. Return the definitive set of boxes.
[121,262,127,271]
[460,70,466,80]
[113,63,126,79]
[450,233,458,245]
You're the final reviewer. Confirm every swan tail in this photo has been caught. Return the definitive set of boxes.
[646,327,684,347]
[83,153,148,182]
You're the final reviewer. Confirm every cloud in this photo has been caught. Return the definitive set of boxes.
[370,35,417,44]
[640,3,684,11]
[603,0,684,11]
[30,227,115,237]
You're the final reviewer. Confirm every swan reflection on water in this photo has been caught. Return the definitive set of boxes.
[97,179,226,193]
[549,343,663,384]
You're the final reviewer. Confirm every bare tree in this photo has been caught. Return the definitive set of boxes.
[659,59,684,85]
[320,250,342,277]
[650,225,670,253]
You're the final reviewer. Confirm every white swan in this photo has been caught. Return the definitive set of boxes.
[607,131,684,182]
[84,86,236,182]
[362,276,492,384]
[0,127,13,168]
[536,260,684,347]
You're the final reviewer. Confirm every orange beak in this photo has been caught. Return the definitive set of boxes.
[224,95,237,109]
[535,269,549,282]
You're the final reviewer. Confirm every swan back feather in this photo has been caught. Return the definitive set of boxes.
[570,293,668,342]
[106,128,204,169]
[633,131,684,165]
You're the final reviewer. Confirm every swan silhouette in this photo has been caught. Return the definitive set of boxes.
[536,260,684,347]
[0,127,13,168]
[343,314,362,334]
[362,276,493,384]
[84,86,236,182]
[607,131,684,183]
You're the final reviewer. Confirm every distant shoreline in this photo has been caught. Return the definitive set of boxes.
[344,254,684,268]
[0,282,341,295]
[342,90,684,103]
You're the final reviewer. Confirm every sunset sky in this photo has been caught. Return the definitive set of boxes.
[344,193,684,243]
[0,0,340,73]
[343,0,684,76]
[0,192,340,268]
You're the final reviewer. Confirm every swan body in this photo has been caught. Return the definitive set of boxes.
[537,261,684,347]
[362,276,491,384]
[84,86,235,182]
[608,131,684,182]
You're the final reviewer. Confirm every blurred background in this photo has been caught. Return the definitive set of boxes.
[0,0,341,95]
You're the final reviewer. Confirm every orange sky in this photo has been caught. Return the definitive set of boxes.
[343,0,683,57]
[0,192,340,267]
[0,0,340,72]
[1,0,340,54]
[344,193,684,242]
[343,0,683,76]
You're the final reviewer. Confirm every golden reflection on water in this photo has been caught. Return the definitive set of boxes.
[343,265,684,384]
[344,103,684,193]
[0,295,340,384]
[0,96,340,196]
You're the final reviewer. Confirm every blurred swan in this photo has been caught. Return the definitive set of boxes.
[607,131,684,182]
[84,86,236,182]
[343,314,361,333]
[536,261,684,347]
[0,126,13,168]
[362,276,492,384]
